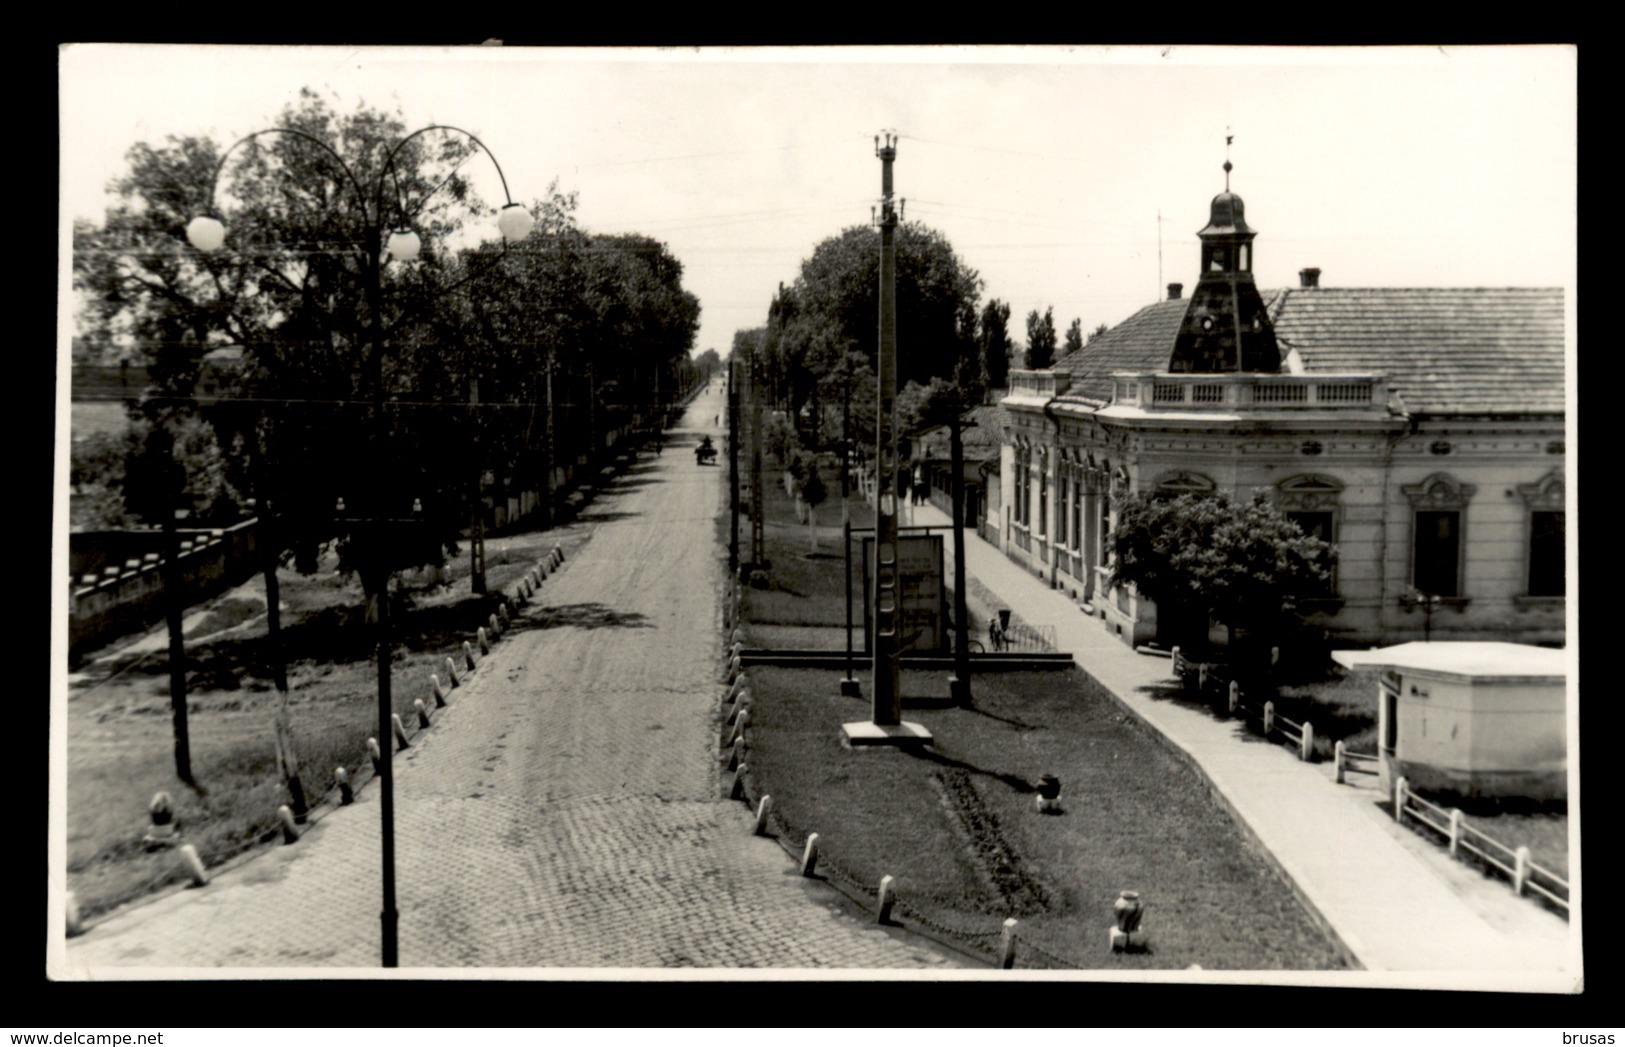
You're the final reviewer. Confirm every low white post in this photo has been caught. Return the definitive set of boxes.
[415,698,431,728]
[477,628,490,656]
[431,674,448,708]
[488,613,501,640]
[1300,720,1314,761]
[1513,846,1531,896]
[1271,645,1280,667]
[800,832,820,877]
[1227,681,1239,716]
[731,709,749,744]
[1263,701,1275,737]
[391,714,410,750]
[335,766,354,805]
[1394,776,1409,824]
[499,604,511,625]
[877,875,896,924]
[368,737,383,775]
[753,795,773,836]
[726,689,751,726]
[1448,809,1464,859]
[1198,664,1208,693]
[730,764,747,800]
[178,843,209,887]
[278,804,299,845]
[445,657,461,688]
[1171,646,1182,679]
[65,891,83,937]
[464,641,477,671]
[727,737,743,770]
[999,917,1019,969]
[1334,741,1346,784]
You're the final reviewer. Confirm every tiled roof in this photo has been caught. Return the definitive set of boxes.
[1269,287,1566,415]
[1054,299,1188,403]
[914,404,1004,462]
[1050,288,1566,415]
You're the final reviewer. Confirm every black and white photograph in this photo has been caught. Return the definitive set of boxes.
[52,43,1577,991]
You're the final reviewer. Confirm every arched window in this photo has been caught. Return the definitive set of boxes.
[1402,473,1477,599]
[1153,470,1217,496]
[1276,474,1344,594]
[1518,471,1565,598]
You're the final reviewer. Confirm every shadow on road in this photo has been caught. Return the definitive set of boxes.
[510,602,653,632]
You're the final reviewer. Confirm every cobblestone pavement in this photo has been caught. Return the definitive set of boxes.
[58,381,970,974]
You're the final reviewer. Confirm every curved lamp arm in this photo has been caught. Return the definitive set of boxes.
[188,124,533,254]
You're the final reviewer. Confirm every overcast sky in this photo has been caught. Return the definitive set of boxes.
[59,44,1575,359]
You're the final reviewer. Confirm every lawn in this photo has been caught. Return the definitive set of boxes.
[65,522,586,922]
[737,665,1348,970]
[729,445,1347,969]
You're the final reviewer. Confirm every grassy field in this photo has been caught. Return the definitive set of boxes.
[65,524,583,921]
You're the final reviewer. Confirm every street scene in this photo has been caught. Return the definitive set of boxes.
[56,46,1574,988]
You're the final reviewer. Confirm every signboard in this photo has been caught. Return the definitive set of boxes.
[860,533,945,654]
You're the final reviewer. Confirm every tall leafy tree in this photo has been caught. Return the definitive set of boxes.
[770,221,982,417]
[1110,491,1335,654]
[978,298,1013,392]
[1064,317,1085,359]
[74,89,505,587]
[1024,307,1057,369]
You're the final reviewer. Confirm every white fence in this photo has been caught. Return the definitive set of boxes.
[1392,775,1569,916]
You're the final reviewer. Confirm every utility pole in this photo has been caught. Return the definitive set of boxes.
[161,489,193,786]
[840,365,860,697]
[728,358,740,578]
[749,356,765,572]
[948,412,972,707]
[469,375,486,595]
[842,132,930,747]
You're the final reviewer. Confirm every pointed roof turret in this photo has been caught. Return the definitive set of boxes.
[1168,150,1282,374]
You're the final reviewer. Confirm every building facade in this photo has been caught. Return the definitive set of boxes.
[997,174,1567,649]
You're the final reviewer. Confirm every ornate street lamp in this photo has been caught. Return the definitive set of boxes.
[188,123,531,968]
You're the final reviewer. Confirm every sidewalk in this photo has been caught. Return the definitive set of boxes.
[910,502,1578,988]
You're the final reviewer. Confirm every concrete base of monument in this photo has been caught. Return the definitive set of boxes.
[840,720,934,746]
[839,677,863,697]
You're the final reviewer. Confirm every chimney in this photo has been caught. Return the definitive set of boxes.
[1167,282,1183,301]
[1299,268,1321,289]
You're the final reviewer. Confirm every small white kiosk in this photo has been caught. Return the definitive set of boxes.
[1332,642,1568,801]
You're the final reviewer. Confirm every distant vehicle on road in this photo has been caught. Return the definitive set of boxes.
[695,436,717,465]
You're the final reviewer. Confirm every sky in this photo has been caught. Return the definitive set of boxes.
[59,44,1576,360]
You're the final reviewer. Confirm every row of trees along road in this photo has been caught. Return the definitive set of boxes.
[73,90,713,592]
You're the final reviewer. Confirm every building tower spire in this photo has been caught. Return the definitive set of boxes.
[1167,143,1282,374]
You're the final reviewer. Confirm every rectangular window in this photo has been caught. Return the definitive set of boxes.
[1098,495,1112,567]
[1288,511,1336,594]
[1038,471,1048,537]
[1057,475,1068,546]
[1413,510,1461,598]
[1528,510,1565,597]
[1072,483,1083,553]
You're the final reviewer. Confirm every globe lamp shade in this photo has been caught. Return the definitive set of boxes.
[497,203,535,243]
[186,215,227,252]
[386,229,422,262]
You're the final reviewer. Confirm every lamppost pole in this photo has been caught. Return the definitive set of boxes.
[188,124,532,968]
[871,133,902,726]
[840,364,859,696]
[840,134,930,746]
